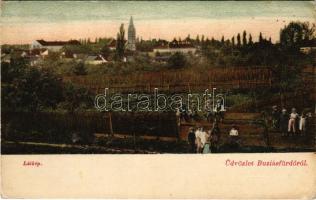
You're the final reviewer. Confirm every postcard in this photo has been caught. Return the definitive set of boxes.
[1,0,316,198]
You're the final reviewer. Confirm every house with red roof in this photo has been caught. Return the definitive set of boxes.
[31,39,81,52]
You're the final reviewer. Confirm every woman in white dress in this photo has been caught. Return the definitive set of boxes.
[299,112,306,135]
[288,108,298,135]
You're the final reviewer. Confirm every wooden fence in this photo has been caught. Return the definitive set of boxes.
[1,112,178,144]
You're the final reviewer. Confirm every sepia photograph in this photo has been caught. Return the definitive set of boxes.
[1,1,315,155]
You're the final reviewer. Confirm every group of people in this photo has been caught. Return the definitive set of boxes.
[187,126,212,153]
[187,119,240,153]
[272,106,312,136]
[187,122,240,153]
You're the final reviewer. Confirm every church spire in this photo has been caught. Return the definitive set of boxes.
[129,16,134,26]
[127,16,136,51]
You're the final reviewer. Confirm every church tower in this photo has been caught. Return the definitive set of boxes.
[126,16,136,51]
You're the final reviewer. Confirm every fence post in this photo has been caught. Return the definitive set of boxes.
[109,112,114,137]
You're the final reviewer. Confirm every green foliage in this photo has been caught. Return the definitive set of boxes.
[1,58,28,83]
[2,62,64,112]
[116,24,126,60]
[100,45,111,58]
[136,40,154,52]
[167,52,187,69]
[63,44,94,54]
[200,21,315,68]
[72,62,87,76]
[1,58,92,113]
[280,21,315,50]
[58,83,93,113]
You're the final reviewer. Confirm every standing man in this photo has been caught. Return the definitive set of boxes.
[187,127,196,153]
[271,105,280,130]
[211,119,221,152]
[288,108,299,135]
[279,108,288,136]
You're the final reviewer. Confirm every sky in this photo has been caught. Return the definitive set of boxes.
[1,1,315,44]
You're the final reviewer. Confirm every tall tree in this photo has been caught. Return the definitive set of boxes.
[211,37,215,45]
[280,21,315,49]
[259,32,263,43]
[205,37,210,45]
[231,36,235,47]
[221,36,225,45]
[196,35,200,44]
[237,33,241,47]
[248,34,253,45]
[116,24,125,61]
[242,30,247,46]
[201,35,205,44]
[186,34,191,42]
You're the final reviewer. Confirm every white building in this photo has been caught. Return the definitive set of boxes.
[153,39,197,54]
[31,40,81,52]
[153,46,197,54]
[85,55,108,65]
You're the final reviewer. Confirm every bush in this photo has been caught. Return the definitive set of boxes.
[73,62,87,75]
[167,52,187,69]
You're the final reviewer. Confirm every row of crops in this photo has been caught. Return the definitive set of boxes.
[63,67,273,91]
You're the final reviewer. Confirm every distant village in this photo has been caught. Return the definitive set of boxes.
[1,17,201,67]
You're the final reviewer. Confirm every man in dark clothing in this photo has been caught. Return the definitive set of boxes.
[272,105,280,130]
[214,99,224,122]
[211,120,221,152]
[187,127,196,153]
[279,108,288,136]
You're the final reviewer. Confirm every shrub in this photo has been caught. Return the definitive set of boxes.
[167,52,187,69]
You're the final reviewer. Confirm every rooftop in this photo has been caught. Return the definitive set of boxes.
[36,40,81,46]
